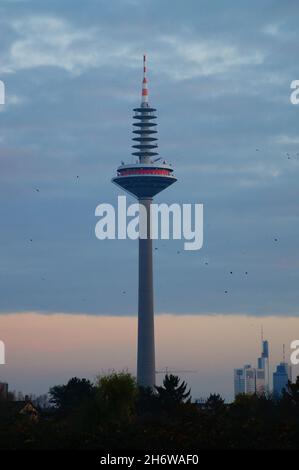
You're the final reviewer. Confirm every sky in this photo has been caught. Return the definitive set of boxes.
[1,313,299,401]
[0,0,298,398]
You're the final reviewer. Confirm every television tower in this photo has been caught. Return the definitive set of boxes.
[112,55,177,388]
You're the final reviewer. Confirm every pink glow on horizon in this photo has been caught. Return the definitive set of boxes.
[0,312,298,401]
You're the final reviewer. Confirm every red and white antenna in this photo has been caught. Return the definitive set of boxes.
[141,54,148,106]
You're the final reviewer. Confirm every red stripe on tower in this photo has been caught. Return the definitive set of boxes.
[141,54,149,105]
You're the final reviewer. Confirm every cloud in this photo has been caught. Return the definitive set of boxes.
[158,35,264,80]
[0,14,265,81]
[274,134,299,145]
[0,4,298,321]
[262,23,281,37]
[2,16,100,75]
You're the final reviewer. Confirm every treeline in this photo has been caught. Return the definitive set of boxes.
[1,373,299,449]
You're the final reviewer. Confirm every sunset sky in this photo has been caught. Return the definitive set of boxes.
[0,0,298,399]
[1,313,299,401]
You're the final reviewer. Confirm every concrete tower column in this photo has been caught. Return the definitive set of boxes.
[137,197,155,388]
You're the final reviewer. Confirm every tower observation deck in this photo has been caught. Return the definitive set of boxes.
[112,55,177,388]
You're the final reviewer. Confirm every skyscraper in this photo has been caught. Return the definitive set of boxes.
[273,345,292,399]
[112,56,177,388]
[257,336,270,395]
[244,365,256,394]
[234,368,245,396]
[234,335,270,398]
[273,363,292,398]
[234,364,256,397]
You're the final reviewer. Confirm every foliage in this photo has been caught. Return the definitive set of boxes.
[49,377,95,415]
[2,373,299,449]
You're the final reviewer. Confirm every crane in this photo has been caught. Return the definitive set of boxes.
[156,367,198,374]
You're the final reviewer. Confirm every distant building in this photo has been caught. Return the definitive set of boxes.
[256,368,266,395]
[0,382,8,400]
[234,364,257,397]
[234,368,245,396]
[257,339,270,395]
[244,365,256,394]
[234,335,272,398]
[273,362,292,399]
[0,399,40,424]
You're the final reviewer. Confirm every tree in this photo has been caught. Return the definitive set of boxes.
[204,393,225,414]
[96,372,138,422]
[282,377,299,406]
[155,374,191,411]
[49,377,95,414]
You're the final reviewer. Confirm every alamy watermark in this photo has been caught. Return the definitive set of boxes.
[290,80,299,105]
[290,340,299,365]
[95,196,203,251]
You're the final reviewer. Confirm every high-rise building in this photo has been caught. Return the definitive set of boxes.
[234,368,245,396]
[255,368,266,395]
[257,338,270,395]
[244,365,256,394]
[234,364,257,397]
[112,56,177,388]
[273,362,292,399]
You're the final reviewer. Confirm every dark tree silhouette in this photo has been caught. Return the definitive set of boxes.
[155,374,191,409]
[282,377,299,406]
[205,393,225,414]
[3,373,299,450]
[49,377,95,414]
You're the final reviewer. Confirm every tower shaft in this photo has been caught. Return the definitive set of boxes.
[137,198,155,387]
